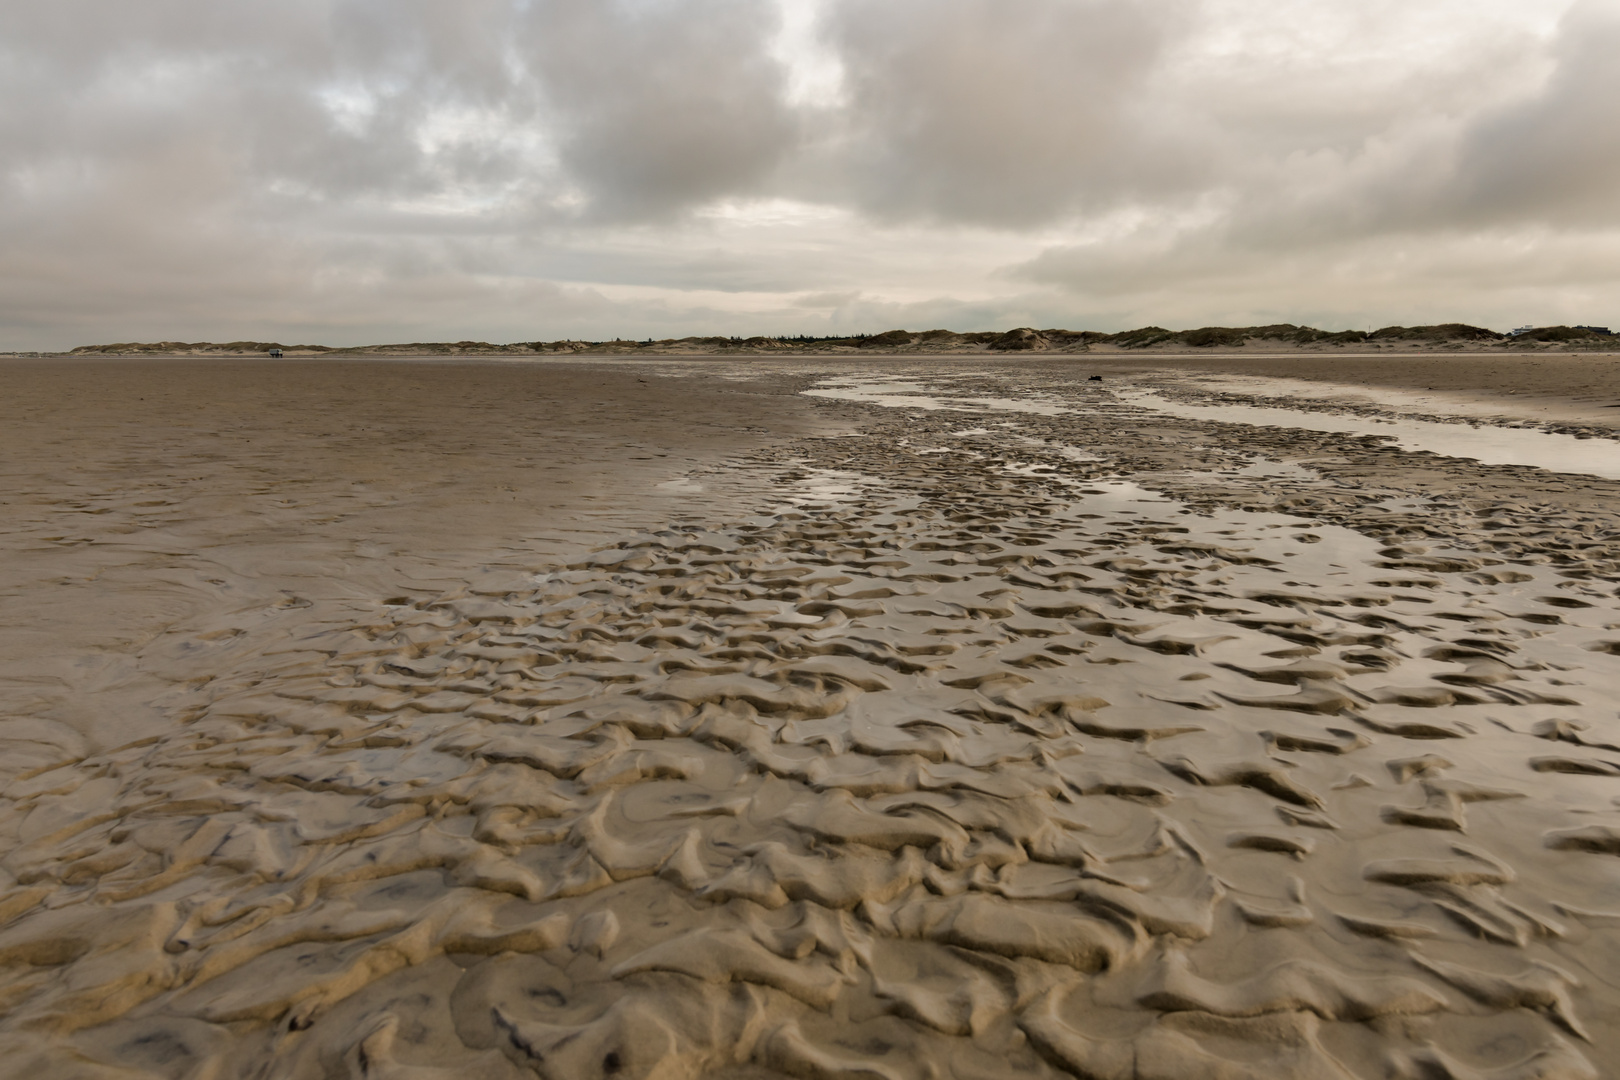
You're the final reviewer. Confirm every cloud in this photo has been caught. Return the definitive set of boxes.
[0,0,1614,350]
[520,0,800,220]
[1003,0,1620,326]
[812,0,1197,225]
[1452,0,1620,227]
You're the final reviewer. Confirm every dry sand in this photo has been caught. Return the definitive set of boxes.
[3,354,1620,1079]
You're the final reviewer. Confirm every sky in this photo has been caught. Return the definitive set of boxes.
[2,0,1618,350]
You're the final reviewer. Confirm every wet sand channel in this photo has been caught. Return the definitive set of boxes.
[3,356,1620,1079]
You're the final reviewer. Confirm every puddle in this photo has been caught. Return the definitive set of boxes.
[1122,390,1620,480]
[1181,374,1587,423]
[1155,455,1323,489]
[1232,456,1319,480]
[805,376,1072,417]
[993,438,1102,485]
[1001,461,1069,480]
[777,466,870,505]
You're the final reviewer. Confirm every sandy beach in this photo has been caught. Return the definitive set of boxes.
[4,353,1620,1079]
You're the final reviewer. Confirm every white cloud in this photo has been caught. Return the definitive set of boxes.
[770,0,846,109]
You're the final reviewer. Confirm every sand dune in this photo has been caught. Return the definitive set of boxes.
[54,322,1620,359]
[3,357,1619,1079]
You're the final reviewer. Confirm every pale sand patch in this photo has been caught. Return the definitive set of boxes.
[2,357,1619,1079]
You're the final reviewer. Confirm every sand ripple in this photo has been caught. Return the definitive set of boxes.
[5,367,1620,1079]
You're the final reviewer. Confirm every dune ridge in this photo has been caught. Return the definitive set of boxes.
[57,322,1619,358]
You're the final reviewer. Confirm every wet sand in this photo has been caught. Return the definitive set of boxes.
[1086,351,1620,429]
[3,356,1620,1079]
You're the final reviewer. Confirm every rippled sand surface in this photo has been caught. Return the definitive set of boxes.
[4,357,1620,1080]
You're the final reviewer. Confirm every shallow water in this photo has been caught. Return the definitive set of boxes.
[1181,374,1592,423]
[1231,455,1320,480]
[808,375,1620,483]
[805,376,1073,417]
[1123,389,1620,480]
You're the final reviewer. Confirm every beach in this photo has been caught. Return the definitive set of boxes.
[4,353,1620,1079]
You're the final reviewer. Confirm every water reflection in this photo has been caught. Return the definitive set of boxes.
[1123,390,1620,480]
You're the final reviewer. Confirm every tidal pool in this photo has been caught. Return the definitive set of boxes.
[1123,389,1620,480]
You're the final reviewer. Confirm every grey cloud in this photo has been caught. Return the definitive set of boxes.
[0,0,807,348]
[509,241,843,293]
[1010,0,1620,321]
[0,0,795,236]
[1453,0,1620,226]
[1221,0,1620,242]
[0,0,1615,349]
[519,0,800,219]
[794,291,861,309]
[815,0,1197,225]
[1011,225,1620,333]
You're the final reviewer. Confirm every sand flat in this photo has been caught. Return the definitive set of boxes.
[3,355,1620,1079]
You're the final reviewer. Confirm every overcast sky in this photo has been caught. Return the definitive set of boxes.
[3,0,1617,349]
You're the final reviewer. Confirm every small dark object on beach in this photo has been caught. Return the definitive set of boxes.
[1088,375,1103,381]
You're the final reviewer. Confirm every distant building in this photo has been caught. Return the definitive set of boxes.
[1507,324,1612,337]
